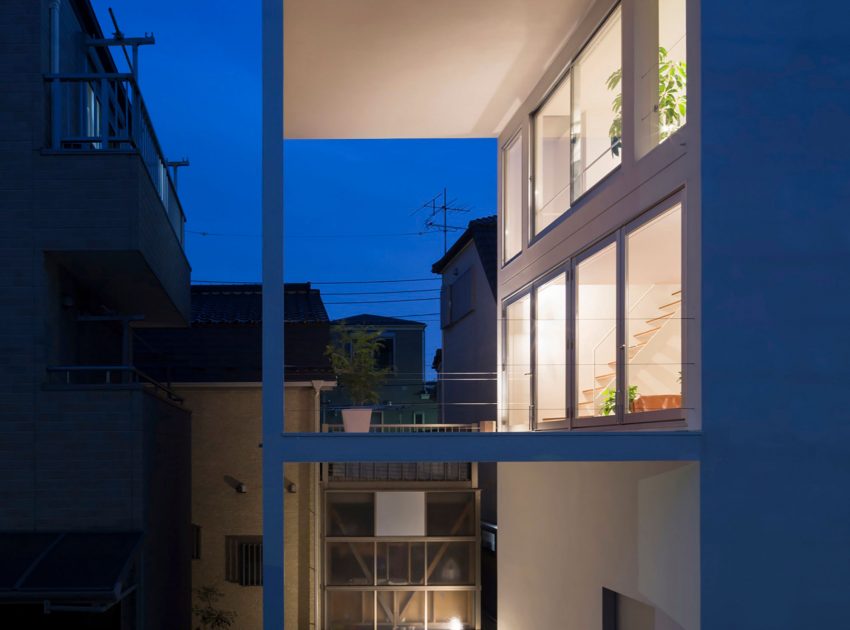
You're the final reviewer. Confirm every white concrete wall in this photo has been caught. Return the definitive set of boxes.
[498,461,699,630]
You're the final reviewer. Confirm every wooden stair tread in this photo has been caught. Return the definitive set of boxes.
[659,298,682,311]
[645,312,674,325]
[633,327,661,339]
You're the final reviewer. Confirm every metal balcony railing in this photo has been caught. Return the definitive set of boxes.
[46,365,183,403]
[45,73,186,246]
[323,423,481,434]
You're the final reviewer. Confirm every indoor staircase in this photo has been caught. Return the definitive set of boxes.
[578,289,681,416]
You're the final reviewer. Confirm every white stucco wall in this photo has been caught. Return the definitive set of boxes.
[498,461,699,629]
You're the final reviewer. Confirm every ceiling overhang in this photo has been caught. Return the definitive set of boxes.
[283,0,594,139]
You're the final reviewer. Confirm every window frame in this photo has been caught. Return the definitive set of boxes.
[528,2,624,245]
[500,289,533,431]
[503,191,687,432]
[531,264,572,431]
[501,127,524,266]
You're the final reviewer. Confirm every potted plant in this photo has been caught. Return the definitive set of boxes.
[607,46,687,155]
[326,325,389,432]
[600,385,638,416]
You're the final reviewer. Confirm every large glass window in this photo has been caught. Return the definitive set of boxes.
[503,133,523,261]
[503,295,531,429]
[575,242,618,418]
[535,274,567,424]
[571,7,623,198]
[636,0,687,155]
[533,79,572,235]
[626,204,682,413]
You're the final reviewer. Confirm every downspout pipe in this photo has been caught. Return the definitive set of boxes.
[49,1,60,73]
[49,1,61,148]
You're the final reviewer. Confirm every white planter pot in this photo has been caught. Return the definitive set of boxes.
[341,408,373,433]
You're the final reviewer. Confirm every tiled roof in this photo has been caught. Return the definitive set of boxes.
[134,283,334,383]
[431,215,497,297]
[191,283,329,325]
[331,314,426,327]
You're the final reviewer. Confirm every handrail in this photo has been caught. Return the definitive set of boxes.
[588,283,657,402]
[45,72,186,246]
[323,423,480,433]
[46,365,183,403]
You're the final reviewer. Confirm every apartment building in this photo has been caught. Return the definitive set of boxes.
[0,0,191,628]
[265,0,850,629]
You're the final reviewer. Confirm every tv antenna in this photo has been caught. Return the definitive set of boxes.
[412,188,469,255]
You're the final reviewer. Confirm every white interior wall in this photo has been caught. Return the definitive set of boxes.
[498,461,699,630]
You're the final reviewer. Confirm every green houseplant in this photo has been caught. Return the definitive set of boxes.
[326,325,390,432]
[601,385,638,416]
[607,46,687,155]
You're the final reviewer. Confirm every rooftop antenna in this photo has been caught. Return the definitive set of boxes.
[86,7,155,80]
[412,188,469,255]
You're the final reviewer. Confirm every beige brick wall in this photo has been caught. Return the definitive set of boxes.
[182,384,319,630]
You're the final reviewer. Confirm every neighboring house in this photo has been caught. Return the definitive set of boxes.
[263,1,850,629]
[135,283,336,630]
[431,215,498,426]
[432,216,498,629]
[0,1,191,628]
[322,315,438,427]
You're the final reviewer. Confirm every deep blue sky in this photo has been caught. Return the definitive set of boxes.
[91,1,496,375]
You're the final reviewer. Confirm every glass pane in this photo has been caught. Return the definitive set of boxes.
[534,77,571,234]
[327,591,374,630]
[376,542,425,585]
[503,134,523,261]
[626,204,682,413]
[575,242,617,418]
[535,274,567,423]
[327,542,375,586]
[571,7,622,198]
[427,492,475,536]
[377,591,425,630]
[427,542,476,585]
[326,493,375,537]
[429,591,475,630]
[658,0,687,142]
[504,295,531,430]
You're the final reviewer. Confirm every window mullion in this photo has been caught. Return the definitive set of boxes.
[615,229,627,423]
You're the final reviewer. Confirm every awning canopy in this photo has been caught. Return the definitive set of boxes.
[283,0,595,139]
[0,532,141,610]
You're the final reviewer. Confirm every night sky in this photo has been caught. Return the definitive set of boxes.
[90,1,496,376]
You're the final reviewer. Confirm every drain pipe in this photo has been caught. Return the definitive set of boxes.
[49,1,60,73]
[49,1,61,148]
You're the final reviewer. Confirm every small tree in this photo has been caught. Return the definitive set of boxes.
[193,586,236,630]
[326,325,390,406]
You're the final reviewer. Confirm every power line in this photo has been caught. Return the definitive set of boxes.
[187,229,436,239]
[325,297,440,305]
[321,288,441,296]
[192,277,441,285]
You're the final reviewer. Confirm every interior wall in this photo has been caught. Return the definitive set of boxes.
[498,461,699,630]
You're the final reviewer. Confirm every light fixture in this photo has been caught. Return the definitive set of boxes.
[236,483,247,494]
[448,617,463,630]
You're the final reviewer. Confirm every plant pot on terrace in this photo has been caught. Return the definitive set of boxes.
[326,325,389,433]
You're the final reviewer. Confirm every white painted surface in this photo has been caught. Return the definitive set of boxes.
[376,492,426,536]
[283,0,596,138]
[498,461,699,629]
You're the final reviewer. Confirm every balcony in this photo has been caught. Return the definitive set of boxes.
[41,73,191,325]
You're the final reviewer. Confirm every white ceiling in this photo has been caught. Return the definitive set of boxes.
[283,0,595,139]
